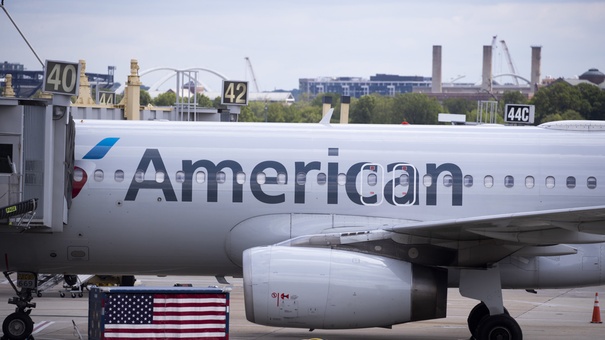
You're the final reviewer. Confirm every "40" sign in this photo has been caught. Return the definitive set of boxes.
[43,60,81,96]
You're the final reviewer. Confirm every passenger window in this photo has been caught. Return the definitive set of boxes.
[114,170,124,182]
[236,172,246,185]
[337,173,347,186]
[155,171,165,183]
[134,170,144,183]
[74,168,84,182]
[566,176,576,189]
[256,172,266,185]
[525,176,535,189]
[588,177,597,189]
[423,175,432,187]
[368,173,378,186]
[94,169,104,182]
[399,174,409,186]
[464,175,473,187]
[546,176,555,189]
[504,175,514,188]
[277,173,287,185]
[443,174,453,187]
[195,171,206,184]
[484,175,494,188]
[175,171,185,183]
[296,173,306,186]
[317,173,327,185]
[217,171,226,184]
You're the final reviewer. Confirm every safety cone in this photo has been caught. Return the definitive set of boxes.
[591,292,602,324]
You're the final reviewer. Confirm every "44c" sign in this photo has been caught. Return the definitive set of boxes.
[504,104,535,124]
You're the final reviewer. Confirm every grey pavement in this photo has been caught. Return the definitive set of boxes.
[1,275,604,339]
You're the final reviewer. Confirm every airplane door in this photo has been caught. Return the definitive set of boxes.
[360,164,383,205]
[391,163,417,206]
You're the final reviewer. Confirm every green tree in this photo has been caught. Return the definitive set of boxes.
[576,83,605,120]
[350,95,375,123]
[153,91,176,106]
[391,93,441,124]
[442,98,476,115]
[530,82,585,123]
[195,93,214,107]
[140,90,152,106]
[541,109,584,123]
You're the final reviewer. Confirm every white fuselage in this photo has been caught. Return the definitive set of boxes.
[2,120,604,277]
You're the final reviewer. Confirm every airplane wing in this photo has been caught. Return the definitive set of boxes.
[389,205,605,244]
[274,205,605,268]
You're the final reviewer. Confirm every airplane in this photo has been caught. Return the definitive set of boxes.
[2,116,605,340]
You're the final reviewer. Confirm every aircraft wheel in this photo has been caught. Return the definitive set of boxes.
[467,302,509,337]
[2,312,33,340]
[78,292,83,298]
[36,292,41,298]
[59,292,65,298]
[475,314,522,340]
[71,293,76,298]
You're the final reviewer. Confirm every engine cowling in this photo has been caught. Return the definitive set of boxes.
[243,246,447,329]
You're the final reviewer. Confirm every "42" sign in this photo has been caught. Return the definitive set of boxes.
[221,80,248,106]
[504,104,535,124]
[43,60,81,96]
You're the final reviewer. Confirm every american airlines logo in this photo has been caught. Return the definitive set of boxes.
[75,139,464,207]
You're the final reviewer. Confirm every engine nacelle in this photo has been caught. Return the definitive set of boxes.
[243,246,447,329]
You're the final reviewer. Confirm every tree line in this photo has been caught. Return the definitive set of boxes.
[141,80,605,125]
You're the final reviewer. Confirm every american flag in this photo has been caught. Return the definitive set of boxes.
[102,293,228,339]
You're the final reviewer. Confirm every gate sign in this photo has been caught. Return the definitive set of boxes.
[505,104,535,124]
[98,91,116,105]
[221,80,248,105]
[43,60,81,96]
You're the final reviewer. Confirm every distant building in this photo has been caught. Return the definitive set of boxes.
[299,74,432,98]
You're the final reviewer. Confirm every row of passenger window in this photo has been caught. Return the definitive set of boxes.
[77,168,598,190]
[437,174,597,189]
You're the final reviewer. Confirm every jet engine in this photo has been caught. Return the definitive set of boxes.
[243,246,447,329]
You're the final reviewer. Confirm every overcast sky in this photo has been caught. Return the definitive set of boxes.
[2,0,603,92]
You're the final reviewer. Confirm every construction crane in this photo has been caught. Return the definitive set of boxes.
[245,57,260,93]
[499,39,519,85]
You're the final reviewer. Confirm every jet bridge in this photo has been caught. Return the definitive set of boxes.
[0,94,74,232]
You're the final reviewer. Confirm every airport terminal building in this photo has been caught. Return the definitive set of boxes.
[299,74,433,98]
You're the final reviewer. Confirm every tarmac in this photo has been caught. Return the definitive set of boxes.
[1,275,604,339]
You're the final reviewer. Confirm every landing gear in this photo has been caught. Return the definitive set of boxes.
[459,267,523,340]
[467,302,510,337]
[2,312,33,340]
[2,272,36,340]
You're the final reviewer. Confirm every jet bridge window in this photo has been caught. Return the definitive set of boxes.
[0,144,13,173]
[566,176,576,189]
[587,177,597,189]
